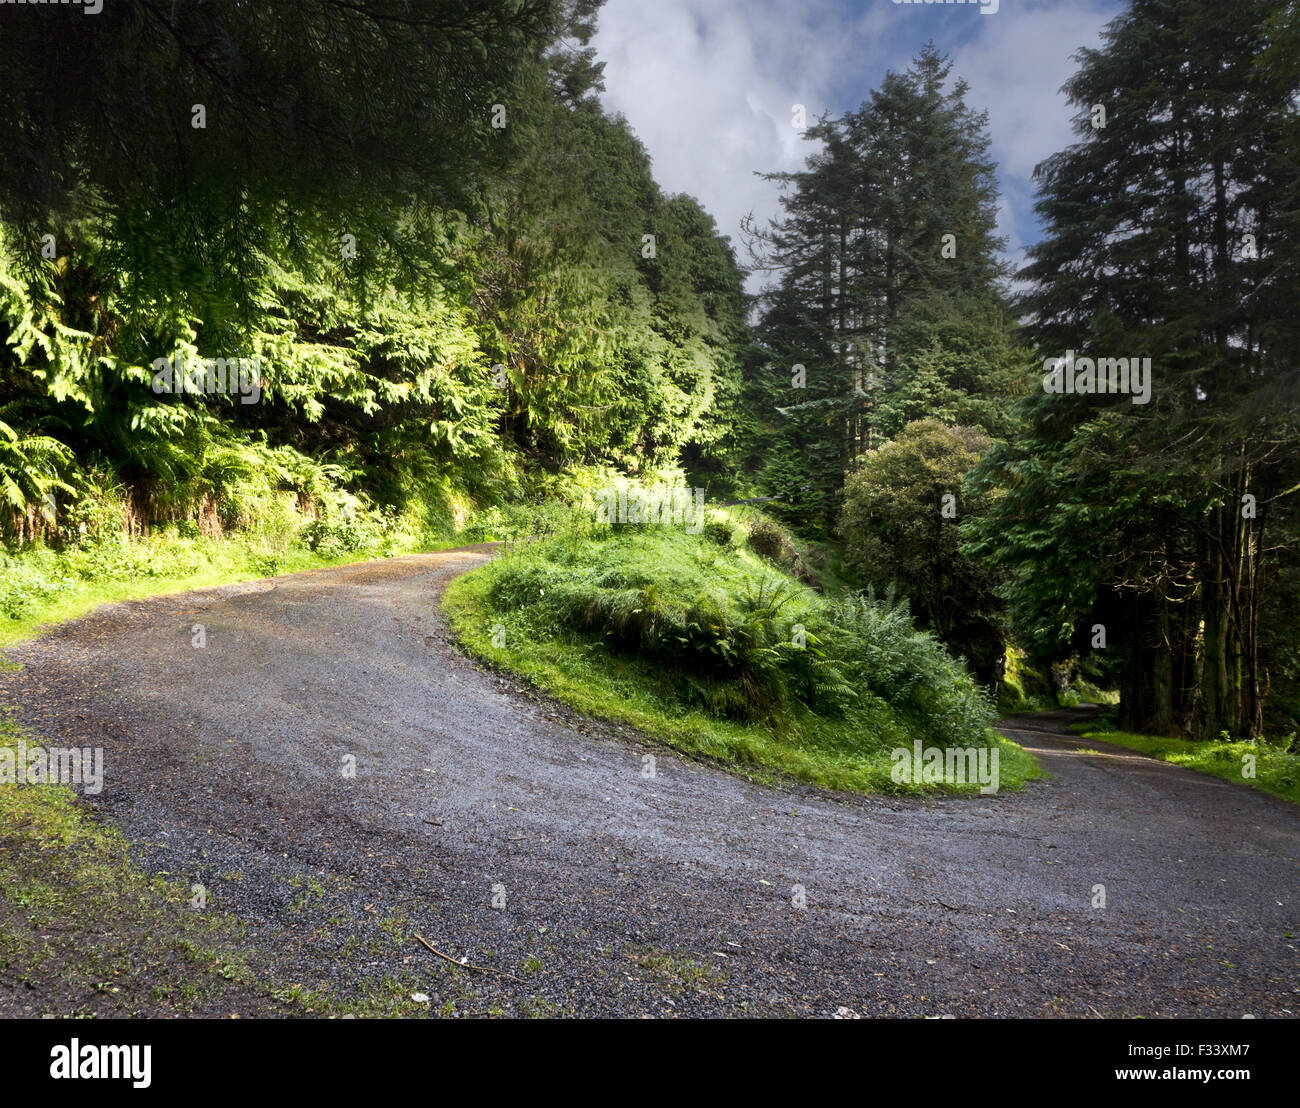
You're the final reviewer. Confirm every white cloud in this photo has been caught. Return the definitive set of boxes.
[953,1,1115,272]
[592,0,892,283]
[592,0,1118,287]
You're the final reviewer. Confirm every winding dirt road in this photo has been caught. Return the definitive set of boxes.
[2,546,1297,1017]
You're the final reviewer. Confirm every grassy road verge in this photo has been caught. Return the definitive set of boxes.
[1072,717,1299,806]
[444,519,1040,797]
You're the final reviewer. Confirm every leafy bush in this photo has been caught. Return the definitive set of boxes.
[299,515,381,559]
[701,511,745,547]
[0,556,75,619]
[840,419,1003,683]
[0,419,74,545]
[820,590,997,747]
[460,500,577,543]
[743,510,818,585]
[745,512,798,564]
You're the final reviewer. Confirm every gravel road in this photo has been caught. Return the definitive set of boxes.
[2,546,1297,1017]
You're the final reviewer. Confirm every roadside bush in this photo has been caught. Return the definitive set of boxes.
[745,512,797,565]
[701,511,745,547]
[299,515,380,558]
[822,590,996,747]
[0,556,75,620]
[460,500,578,543]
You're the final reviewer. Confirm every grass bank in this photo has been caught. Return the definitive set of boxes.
[1072,717,1300,806]
[443,505,1039,797]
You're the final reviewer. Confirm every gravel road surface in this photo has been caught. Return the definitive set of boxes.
[2,546,1296,1017]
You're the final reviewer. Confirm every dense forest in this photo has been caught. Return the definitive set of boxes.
[1,0,1298,748]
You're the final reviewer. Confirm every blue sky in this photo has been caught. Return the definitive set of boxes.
[592,0,1124,287]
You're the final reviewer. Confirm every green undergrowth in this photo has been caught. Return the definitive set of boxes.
[443,506,1040,796]
[997,647,1057,714]
[996,648,1120,715]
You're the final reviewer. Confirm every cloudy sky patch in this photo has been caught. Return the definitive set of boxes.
[592,0,1119,285]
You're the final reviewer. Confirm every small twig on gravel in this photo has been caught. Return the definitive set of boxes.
[935,899,962,911]
[414,933,524,983]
